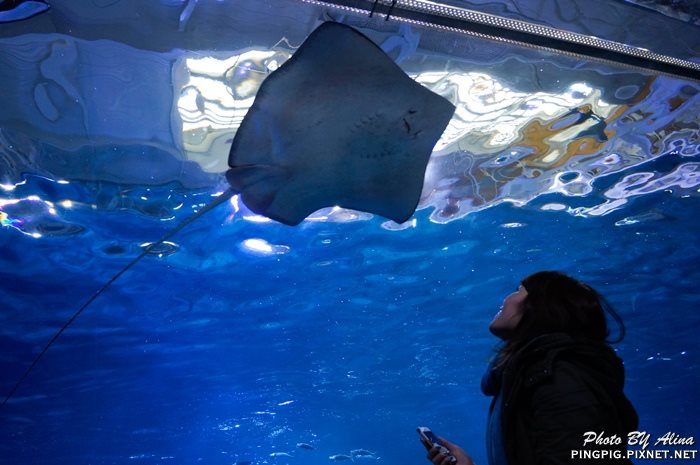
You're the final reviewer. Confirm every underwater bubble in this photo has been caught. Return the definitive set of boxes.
[541,203,567,211]
[561,181,592,195]
[602,154,622,165]
[306,207,373,223]
[681,146,699,156]
[217,421,240,431]
[680,85,698,97]
[382,218,417,231]
[136,202,176,219]
[102,244,126,255]
[224,52,290,100]
[35,221,85,236]
[614,85,640,100]
[140,241,179,256]
[351,449,379,459]
[618,212,666,227]
[241,238,290,255]
[558,171,579,183]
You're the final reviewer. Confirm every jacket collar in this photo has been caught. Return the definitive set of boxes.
[505,333,624,389]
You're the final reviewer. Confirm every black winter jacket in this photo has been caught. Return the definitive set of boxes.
[483,333,639,465]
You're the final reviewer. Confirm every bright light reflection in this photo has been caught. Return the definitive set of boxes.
[241,238,290,255]
[569,83,593,97]
[541,203,567,211]
[176,49,293,173]
[422,71,611,154]
[226,187,274,223]
[243,215,271,223]
[172,44,684,226]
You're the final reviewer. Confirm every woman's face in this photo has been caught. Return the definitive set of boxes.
[489,285,528,339]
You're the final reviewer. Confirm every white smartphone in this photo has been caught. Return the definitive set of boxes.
[416,426,456,463]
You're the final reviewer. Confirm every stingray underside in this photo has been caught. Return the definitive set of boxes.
[226,21,455,225]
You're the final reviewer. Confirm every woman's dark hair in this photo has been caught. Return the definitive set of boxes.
[501,271,625,357]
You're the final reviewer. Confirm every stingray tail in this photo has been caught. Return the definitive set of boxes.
[1,188,236,408]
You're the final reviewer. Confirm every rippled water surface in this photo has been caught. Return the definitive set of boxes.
[1,1,699,464]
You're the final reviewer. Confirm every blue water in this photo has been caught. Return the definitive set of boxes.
[1,0,700,462]
[1,166,698,464]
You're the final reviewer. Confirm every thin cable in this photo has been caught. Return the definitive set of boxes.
[385,0,397,20]
[1,188,236,407]
[369,0,379,17]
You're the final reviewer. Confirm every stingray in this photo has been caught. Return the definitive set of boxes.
[227,21,455,225]
[1,21,454,406]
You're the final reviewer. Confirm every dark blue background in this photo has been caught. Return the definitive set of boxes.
[1,167,698,465]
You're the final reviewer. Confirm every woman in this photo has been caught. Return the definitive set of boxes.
[425,271,638,465]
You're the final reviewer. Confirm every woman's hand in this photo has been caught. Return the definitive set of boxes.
[425,437,476,465]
